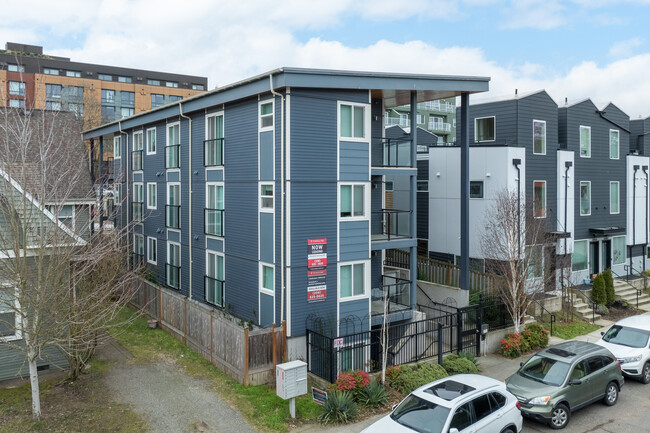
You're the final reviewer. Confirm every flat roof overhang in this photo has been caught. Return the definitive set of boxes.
[83,67,489,140]
[589,227,626,237]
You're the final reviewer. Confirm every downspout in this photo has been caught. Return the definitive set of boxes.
[632,165,639,277]
[563,161,572,293]
[643,166,648,271]
[270,74,285,326]
[179,103,192,300]
[513,159,522,260]
[460,93,470,291]
[119,121,130,255]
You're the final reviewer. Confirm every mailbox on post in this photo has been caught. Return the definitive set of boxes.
[276,360,308,418]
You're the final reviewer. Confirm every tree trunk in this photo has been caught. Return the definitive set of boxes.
[27,347,42,421]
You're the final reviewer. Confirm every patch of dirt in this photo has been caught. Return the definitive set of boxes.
[353,386,403,423]
[601,304,642,322]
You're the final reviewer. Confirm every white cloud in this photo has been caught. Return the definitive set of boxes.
[500,0,566,30]
[609,37,643,58]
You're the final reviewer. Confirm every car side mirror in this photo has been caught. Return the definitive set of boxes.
[601,331,605,336]
[520,362,524,367]
[449,429,460,433]
[392,404,397,411]
[568,379,582,386]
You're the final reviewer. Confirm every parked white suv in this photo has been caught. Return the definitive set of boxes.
[596,314,650,384]
[361,374,523,433]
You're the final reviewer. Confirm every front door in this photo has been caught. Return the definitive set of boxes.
[544,246,557,292]
[602,240,612,271]
[590,241,600,276]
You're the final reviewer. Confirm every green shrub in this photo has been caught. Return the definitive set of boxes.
[522,323,549,350]
[319,391,357,424]
[500,332,531,358]
[442,354,479,375]
[603,269,615,306]
[592,274,607,306]
[458,351,479,368]
[391,363,448,394]
[385,365,402,383]
[359,380,388,407]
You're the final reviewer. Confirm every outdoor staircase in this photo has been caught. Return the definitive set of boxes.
[572,295,601,323]
[613,279,650,311]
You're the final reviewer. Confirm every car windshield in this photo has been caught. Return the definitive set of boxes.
[518,355,571,386]
[603,325,650,348]
[390,395,451,433]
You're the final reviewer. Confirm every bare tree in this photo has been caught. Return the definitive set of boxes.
[380,291,391,384]
[0,106,135,420]
[480,188,553,333]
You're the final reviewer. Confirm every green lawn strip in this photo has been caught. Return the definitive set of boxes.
[109,307,321,432]
[547,321,601,340]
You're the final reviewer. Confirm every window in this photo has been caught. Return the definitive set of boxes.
[206,183,224,236]
[147,183,157,210]
[385,181,393,191]
[526,245,543,279]
[101,89,115,103]
[610,181,619,214]
[46,101,61,111]
[610,129,619,159]
[166,242,180,289]
[114,183,121,204]
[121,91,135,106]
[120,107,134,118]
[580,181,591,216]
[98,74,112,81]
[113,136,122,159]
[417,180,428,192]
[8,81,25,96]
[8,64,24,72]
[147,79,160,86]
[580,126,591,157]
[9,99,24,109]
[450,403,473,431]
[260,101,273,129]
[534,181,546,218]
[533,120,546,155]
[147,237,157,265]
[67,103,83,117]
[46,84,62,99]
[63,85,84,100]
[340,103,365,138]
[192,84,205,90]
[50,204,74,228]
[260,184,274,210]
[133,234,144,256]
[0,286,20,340]
[206,251,224,307]
[168,95,182,103]
[613,236,626,265]
[118,76,132,83]
[469,181,484,199]
[472,394,492,422]
[146,127,156,154]
[101,105,115,121]
[572,240,589,271]
[166,123,180,169]
[151,94,164,108]
[261,264,274,293]
[166,81,178,88]
[166,183,180,229]
[475,116,495,142]
[66,70,81,78]
[43,67,59,75]
[205,114,224,166]
[133,183,143,222]
[340,184,365,218]
[417,114,424,124]
[340,263,365,298]
[132,131,143,171]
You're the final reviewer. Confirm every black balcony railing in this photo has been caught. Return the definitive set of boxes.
[371,209,411,241]
[166,205,180,228]
[371,275,411,315]
[377,137,412,167]
[166,264,180,289]
[204,208,224,236]
[204,138,224,167]
[131,150,143,171]
[132,202,143,222]
[165,144,180,169]
[205,275,225,307]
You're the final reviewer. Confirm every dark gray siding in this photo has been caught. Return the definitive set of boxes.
[340,221,369,261]
[339,299,369,334]
[416,159,428,240]
[0,342,67,382]
[339,142,369,181]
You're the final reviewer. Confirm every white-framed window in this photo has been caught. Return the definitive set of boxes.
[610,181,619,214]
[8,81,25,96]
[133,182,144,222]
[260,263,274,295]
[166,81,179,88]
[8,64,24,72]
[133,233,144,256]
[572,240,589,271]
[206,251,224,307]
[146,127,156,155]
[339,103,366,139]
[339,262,366,298]
[114,183,121,205]
[613,236,626,265]
[259,100,274,130]
[132,131,144,171]
[340,184,366,218]
[533,120,546,155]
[580,181,591,216]
[147,237,157,265]
[610,129,619,160]
[113,136,122,159]
[166,182,181,229]
[118,75,132,83]
[166,122,180,169]
[416,114,424,124]
[66,70,81,78]
[260,183,274,211]
[206,182,224,236]
[205,113,224,166]
[98,74,112,81]
[192,84,205,91]
[147,182,157,210]
[533,181,546,218]
[166,241,181,289]
[469,181,484,199]
[579,126,591,158]
[147,79,160,86]
[0,286,20,341]
[526,245,543,279]
[43,67,59,75]
[475,116,495,142]
[47,204,75,230]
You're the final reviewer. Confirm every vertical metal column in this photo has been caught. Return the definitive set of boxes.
[410,91,418,308]
[98,136,104,230]
[460,93,470,291]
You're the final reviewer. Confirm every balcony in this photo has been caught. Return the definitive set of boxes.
[132,202,143,222]
[166,264,180,290]
[204,138,224,167]
[371,275,411,316]
[166,205,180,228]
[205,275,225,307]
[385,117,410,128]
[428,121,451,133]
[378,137,412,167]
[371,209,412,241]
[131,150,143,171]
[418,101,455,113]
[165,144,180,169]
[204,208,224,236]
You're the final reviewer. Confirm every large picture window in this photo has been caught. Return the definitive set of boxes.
[340,184,365,218]
[533,120,546,155]
[610,181,619,214]
[533,181,546,218]
[580,126,591,157]
[340,104,365,138]
[609,130,619,160]
[475,117,495,142]
[572,240,588,271]
[580,181,591,216]
[613,236,626,265]
[340,263,365,298]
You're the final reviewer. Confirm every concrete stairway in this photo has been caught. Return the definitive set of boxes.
[613,279,650,311]
[572,295,601,322]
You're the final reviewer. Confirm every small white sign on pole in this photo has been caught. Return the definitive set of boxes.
[333,338,344,349]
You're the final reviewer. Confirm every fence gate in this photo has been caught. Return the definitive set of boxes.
[457,305,482,357]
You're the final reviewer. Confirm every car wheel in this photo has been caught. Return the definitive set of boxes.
[603,382,618,406]
[549,403,570,430]
[501,429,515,433]
[641,362,650,385]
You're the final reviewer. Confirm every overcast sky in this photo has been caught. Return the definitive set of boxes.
[3,0,650,117]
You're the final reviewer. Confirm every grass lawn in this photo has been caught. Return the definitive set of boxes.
[109,307,321,432]
[547,321,601,340]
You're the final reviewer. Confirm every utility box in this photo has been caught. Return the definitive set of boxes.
[276,360,308,400]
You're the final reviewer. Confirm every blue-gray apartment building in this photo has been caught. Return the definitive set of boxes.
[82,68,489,361]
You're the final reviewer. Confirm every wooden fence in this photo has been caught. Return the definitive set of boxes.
[131,279,285,386]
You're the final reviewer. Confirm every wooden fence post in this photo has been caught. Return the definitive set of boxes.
[210,311,214,365]
[183,297,187,344]
[159,286,163,322]
[282,321,287,361]
[244,327,250,387]
[272,324,277,373]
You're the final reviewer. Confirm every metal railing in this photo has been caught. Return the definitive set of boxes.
[166,264,180,290]
[379,137,412,167]
[371,209,411,241]
[530,298,556,336]
[570,286,598,323]
[131,150,143,171]
[204,138,224,167]
[385,117,410,127]
[165,144,181,169]
[614,267,645,309]
[371,275,411,315]
[204,275,225,307]
[417,101,455,112]
[165,205,180,228]
[428,121,451,132]
[131,202,143,222]
[204,208,224,236]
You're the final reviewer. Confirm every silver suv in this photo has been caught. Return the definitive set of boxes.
[596,314,650,384]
